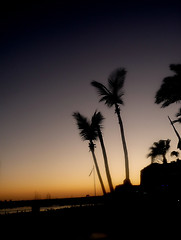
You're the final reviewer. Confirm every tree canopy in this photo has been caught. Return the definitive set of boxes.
[155,64,181,108]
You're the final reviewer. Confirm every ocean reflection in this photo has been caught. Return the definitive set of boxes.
[0,204,92,215]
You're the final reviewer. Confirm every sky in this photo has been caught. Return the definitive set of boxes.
[0,0,181,200]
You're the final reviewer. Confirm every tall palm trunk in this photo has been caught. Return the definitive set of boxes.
[89,141,106,195]
[97,128,114,192]
[115,104,131,185]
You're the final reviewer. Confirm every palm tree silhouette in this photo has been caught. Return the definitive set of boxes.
[72,112,106,195]
[147,139,171,164]
[91,68,131,185]
[91,111,114,192]
[155,64,181,108]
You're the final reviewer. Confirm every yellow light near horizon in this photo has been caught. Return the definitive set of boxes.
[1,107,179,201]
[0,181,103,201]
[0,147,141,201]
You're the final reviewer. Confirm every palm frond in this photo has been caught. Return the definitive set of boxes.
[91,68,125,108]
[117,93,124,105]
[173,119,181,124]
[147,145,160,158]
[91,81,110,97]
[99,95,115,107]
[172,110,181,123]
[176,108,181,118]
[72,112,97,141]
[108,68,126,92]
[155,64,181,108]
[91,111,105,130]
[147,139,171,160]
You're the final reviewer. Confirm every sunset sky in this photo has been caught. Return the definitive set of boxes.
[0,0,181,200]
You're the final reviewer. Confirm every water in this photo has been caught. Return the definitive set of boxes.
[0,204,93,215]
[0,206,32,215]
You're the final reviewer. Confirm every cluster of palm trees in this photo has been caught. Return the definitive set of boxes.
[147,138,180,164]
[72,63,181,194]
[147,63,181,164]
[73,68,131,195]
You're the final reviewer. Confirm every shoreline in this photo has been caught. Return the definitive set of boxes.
[1,190,181,239]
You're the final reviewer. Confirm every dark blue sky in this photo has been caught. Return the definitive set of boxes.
[0,0,181,199]
[1,1,180,53]
[1,0,181,105]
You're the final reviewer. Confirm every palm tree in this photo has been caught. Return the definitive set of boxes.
[91,110,114,192]
[155,64,181,108]
[168,116,181,150]
[72,112,106,195]
[147,139,171,164]
[91,68,131,185]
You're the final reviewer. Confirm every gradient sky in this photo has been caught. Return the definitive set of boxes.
[0,0,181,200]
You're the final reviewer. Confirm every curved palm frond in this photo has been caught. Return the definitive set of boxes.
[72,112,97,141]
[91,110,104,130]
[91,81,110,98]
[91,81,115,107]
[173,108,181,123]
[155,64,181,108]
[155,76,180,107]
[108,68,125,106]
[100,94,119,107]
[91,68,125,108]
[147,143,161,159]
[147,139,171,163]
[176,108,181,117]
[108,68,126,93]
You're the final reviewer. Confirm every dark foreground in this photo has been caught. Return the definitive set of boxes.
[1,191,181,239]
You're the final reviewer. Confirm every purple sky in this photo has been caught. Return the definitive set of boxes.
[0,0,181,200]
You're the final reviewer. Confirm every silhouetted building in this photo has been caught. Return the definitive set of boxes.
[141,160,181,194]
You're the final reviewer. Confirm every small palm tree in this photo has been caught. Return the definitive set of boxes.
[91,111,114,192]
[155,64,181,108]
[72,112,106,195]
[147,139,171,164]
[91,68,131,185]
